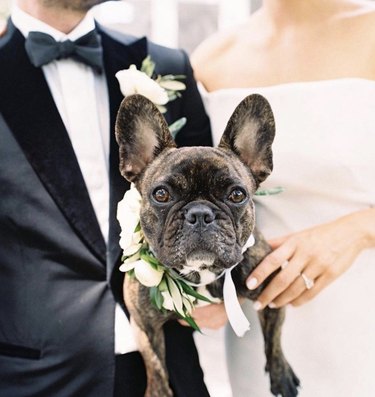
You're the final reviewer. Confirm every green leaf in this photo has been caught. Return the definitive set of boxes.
[159,80,186,91]
[140,55,155,77]
[182,314,201,332]
[158,278,168,292]
[169,117,187,139]
[140,251,161,268]
[150,286,164,310]
[167,92,178,102]
[179,279,213,303]
[255,186,285,196]
[134,222,141,232]
[159,74,186,81]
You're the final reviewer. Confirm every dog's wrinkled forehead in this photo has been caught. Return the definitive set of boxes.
[142,146,255,195]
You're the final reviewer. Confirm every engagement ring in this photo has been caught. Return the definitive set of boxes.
[300,272,314,290]
[281,260,289,270]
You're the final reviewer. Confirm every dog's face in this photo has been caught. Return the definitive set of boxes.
[116,94,275,281]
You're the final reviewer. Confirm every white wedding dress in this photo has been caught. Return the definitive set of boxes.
[194,79,375,397]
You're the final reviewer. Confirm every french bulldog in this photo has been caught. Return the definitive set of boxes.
[115,93,300,397]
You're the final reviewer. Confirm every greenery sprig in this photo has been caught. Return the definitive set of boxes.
[255,186,284,196]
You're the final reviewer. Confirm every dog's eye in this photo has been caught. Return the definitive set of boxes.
[228,188,246,203]
[152,188,171,203]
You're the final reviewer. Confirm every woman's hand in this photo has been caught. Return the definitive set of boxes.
[179,302,229,329]
[246,208,375,310]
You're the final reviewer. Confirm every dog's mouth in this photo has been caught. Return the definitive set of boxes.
[179,250,216,276]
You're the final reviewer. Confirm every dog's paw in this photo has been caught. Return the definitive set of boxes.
[267,360,300,397]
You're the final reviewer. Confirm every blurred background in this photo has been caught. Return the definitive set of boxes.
[0,0,262,53]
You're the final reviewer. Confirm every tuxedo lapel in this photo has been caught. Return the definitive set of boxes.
[0,22,106,265]
[99,28,148,274]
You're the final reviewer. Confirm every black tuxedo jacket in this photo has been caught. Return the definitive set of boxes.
[0,20,212,397]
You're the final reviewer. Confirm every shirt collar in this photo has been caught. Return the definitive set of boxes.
[11,5,96,41]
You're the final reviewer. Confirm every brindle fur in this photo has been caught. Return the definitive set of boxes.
[116,94,300,397]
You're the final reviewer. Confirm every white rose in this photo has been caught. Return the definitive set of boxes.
[115,65,169,105]
[117,184,142,250]
[134,260,164,287]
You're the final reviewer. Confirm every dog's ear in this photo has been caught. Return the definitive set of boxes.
[218,94,275,187]
[115,94,176,182]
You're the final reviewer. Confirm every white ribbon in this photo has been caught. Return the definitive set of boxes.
[223,234,255,337]
[241,234,255,252]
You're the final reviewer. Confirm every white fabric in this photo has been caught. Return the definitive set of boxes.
[12,6,138,355]
[223,265,250,337]
[198,78,375,396]
[223,234,255,337]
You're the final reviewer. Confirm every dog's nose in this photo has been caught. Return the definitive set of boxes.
[184,204,216,226]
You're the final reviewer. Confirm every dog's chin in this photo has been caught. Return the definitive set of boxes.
[180,251,216,276]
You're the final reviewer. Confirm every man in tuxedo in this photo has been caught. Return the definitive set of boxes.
[0,1,212,396]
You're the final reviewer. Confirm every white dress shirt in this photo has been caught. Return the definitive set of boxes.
[12,6,138,355]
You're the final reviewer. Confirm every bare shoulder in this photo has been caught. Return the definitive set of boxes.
[190,27,238,86]
[191,27,236,67]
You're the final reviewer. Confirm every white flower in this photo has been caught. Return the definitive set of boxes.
[119,251,141,272]
[166,278,184,316]
[161,290,175,311]
[161,280,195,315]
[120,257,163,287]
[117,184,142,251]
[134,260,164,287]
[116,65,169,105]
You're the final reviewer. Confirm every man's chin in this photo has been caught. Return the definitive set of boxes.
[43,0,117,13]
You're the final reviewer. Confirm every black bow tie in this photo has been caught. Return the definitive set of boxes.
[25,29,103,73]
